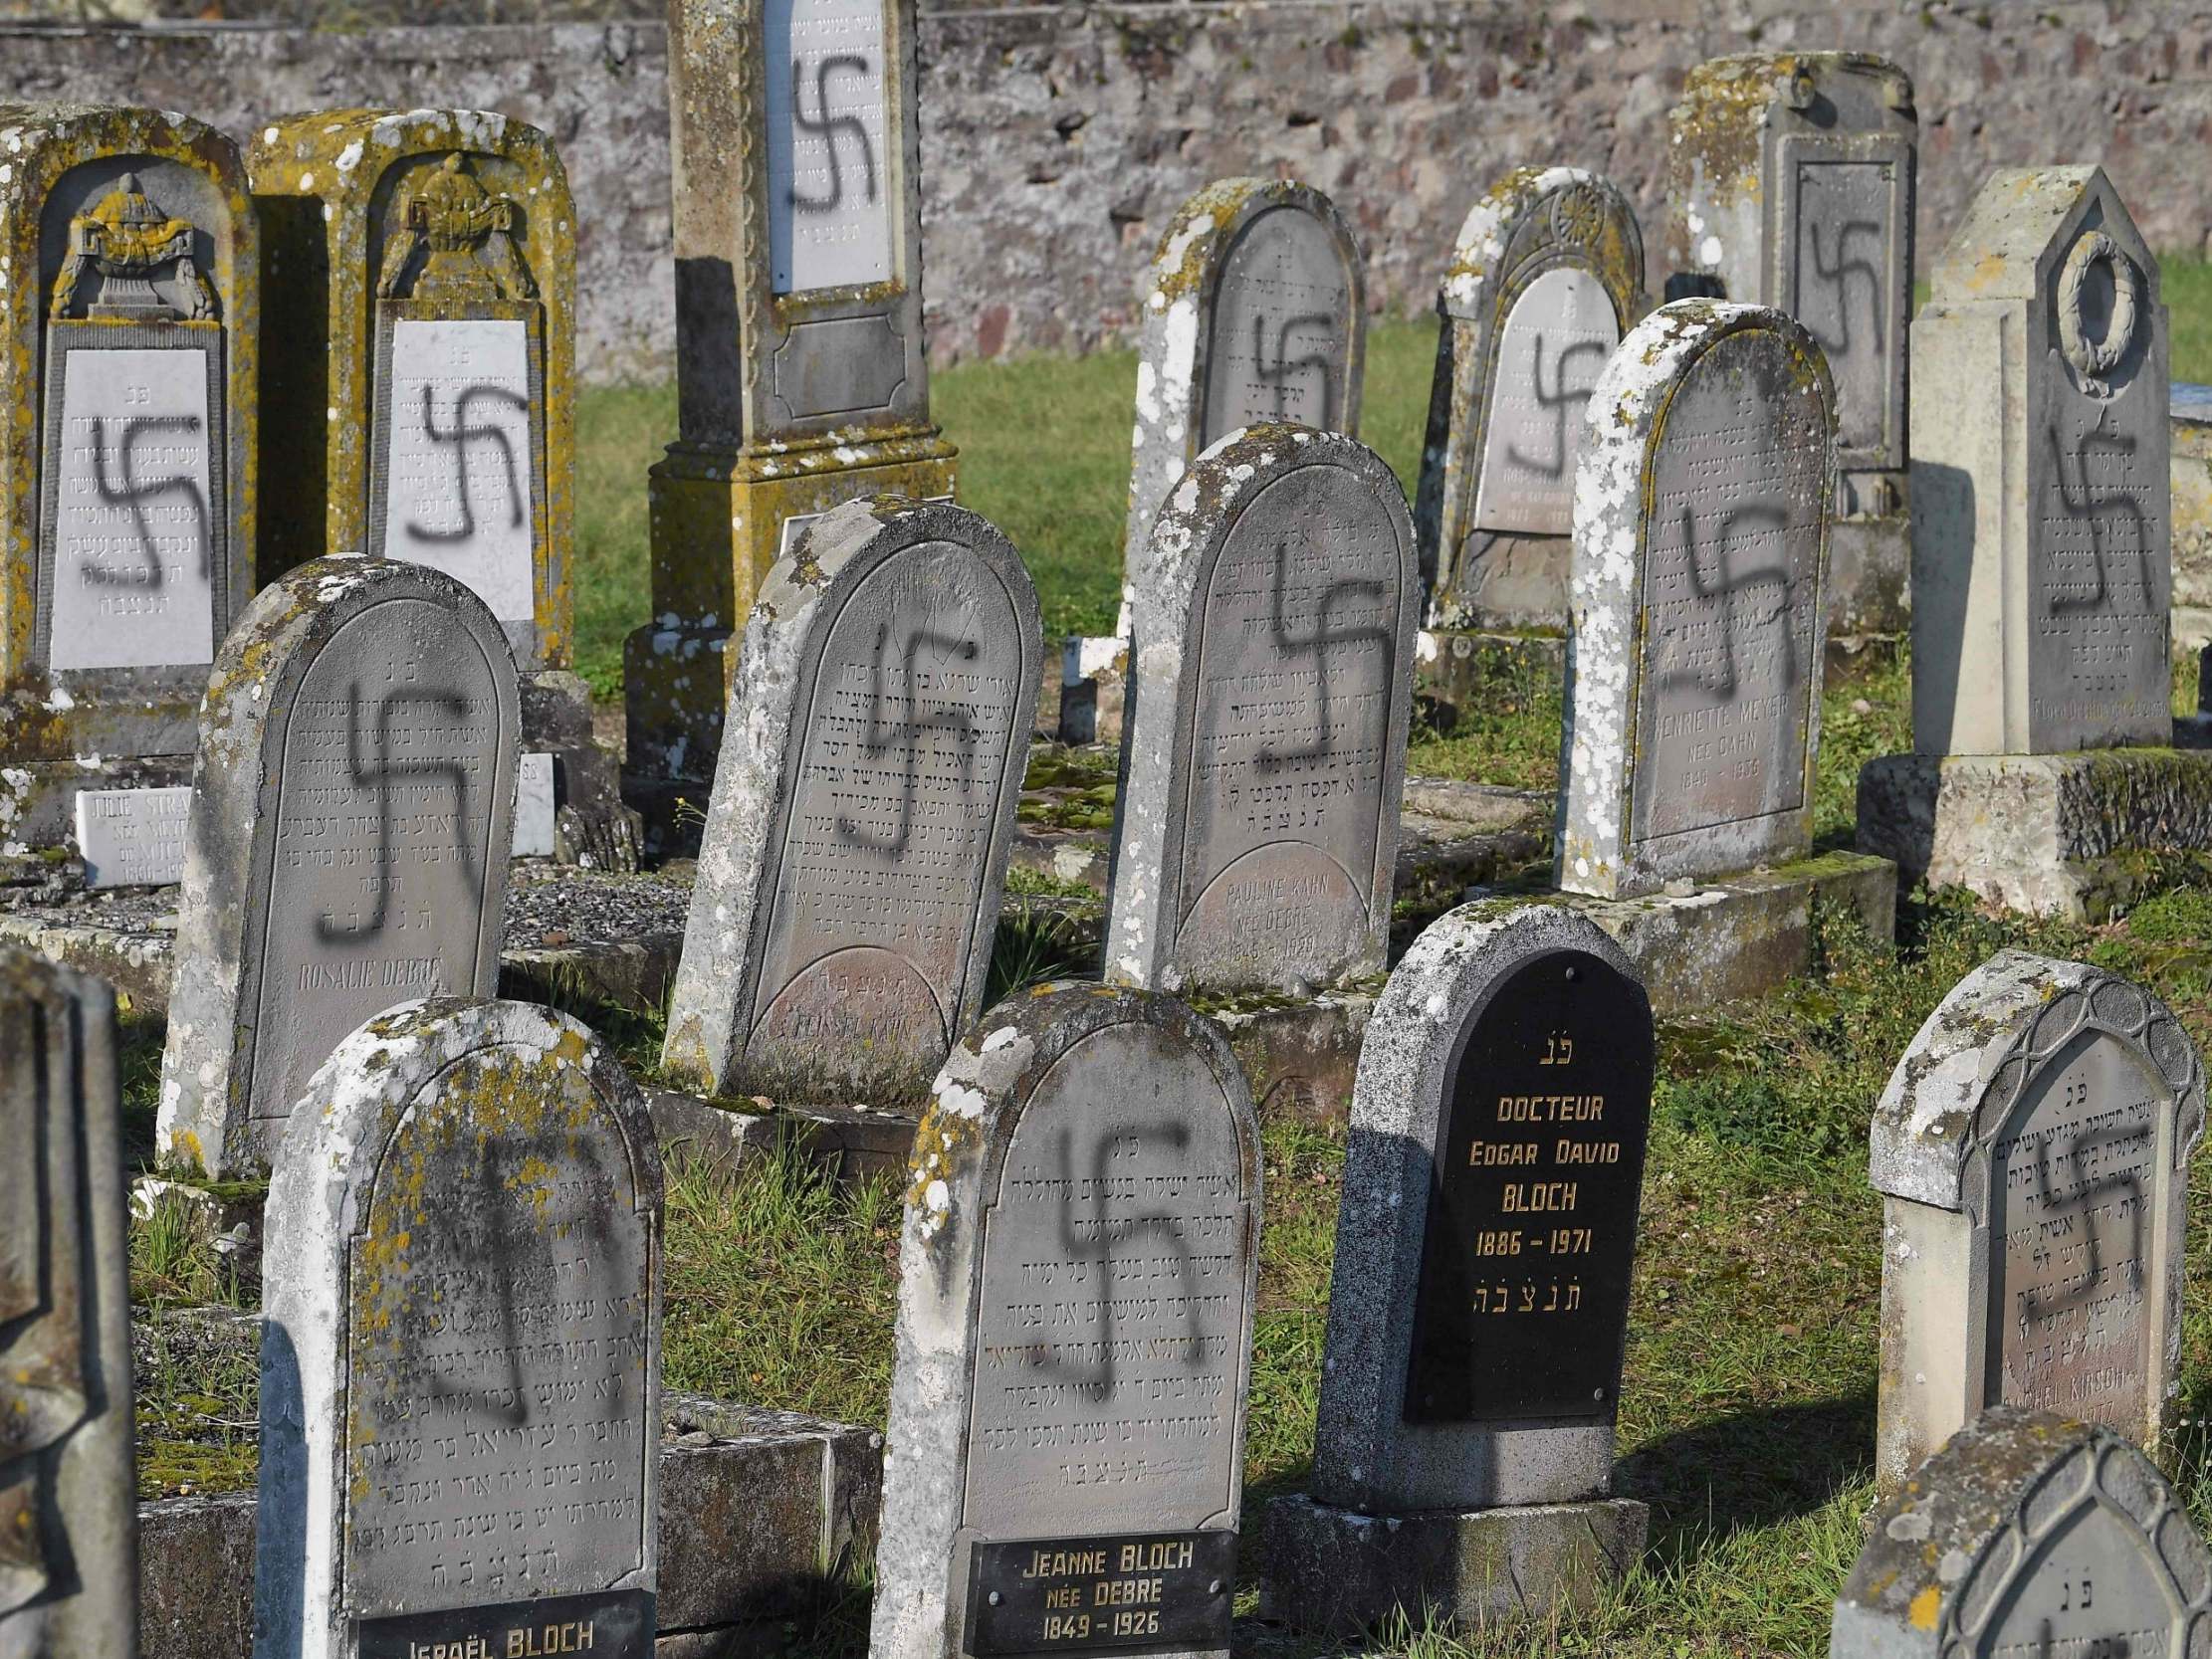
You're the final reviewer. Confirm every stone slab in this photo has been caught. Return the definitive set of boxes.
[74,782,191,888]
[1858,748,2212,920]
[515,749,557,857]
[1260,1492,1647,1637]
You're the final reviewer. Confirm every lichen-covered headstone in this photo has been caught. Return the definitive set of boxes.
[159,557,520,1177]
[1417,168,1643,630]
[255,997,662,1659]
[662,497,1041,1104]
[249,109,626,855]
[872,984,1259,1659]
[1120,178,1364,629]
[627,0,959,825]
[0,104,257,863]
[0,949,136,1657]
[1665,53,1915,635]
[1107,424,1416,995]
[1557,300,1835,899]
[1266,905,1652,1633]
[1834,1407,2212,1657]
[1869,950,2204,1493]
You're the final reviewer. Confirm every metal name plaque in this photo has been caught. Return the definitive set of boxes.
[377,317,540,625]
[1405,948,1653,1423]
[1203,207,1351,443]
[75,785,192,889]
[766,0,896,294]
[45,342,219,671]
[965,1531,1236,1658]
[1472,265,1619,536]
[355,1589,654,1658]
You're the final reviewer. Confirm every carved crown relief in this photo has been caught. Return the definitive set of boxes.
[50,171,216,322]
[376,153,537,305]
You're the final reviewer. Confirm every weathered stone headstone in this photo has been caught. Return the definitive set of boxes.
[0,105,257,864]
[1120,179,1364,634]
[249,109,626,857]
[0,948,136,1656]
[1856,168,2207,918]
[871,984,1260,1659]
[1417,167,1644,630]
[1557,300,1834,898]
[627,0,959,831]
[159,557,520,1177]
[662,497,1041,1104]
[1107,424,1416,995]
[1265,905,1651,1633]
[1834,1407,2212,1656]
[1664,53,1915,636]
[1869,950,2204,1494]
[256,997,662,1659]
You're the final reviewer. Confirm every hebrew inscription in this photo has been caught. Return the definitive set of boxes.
[1632,328,1826,847]
[1177,464,1405,985]
[748,541,1025,1085]
[1204,209,1352,442]
[46,345,216,671]
[379,318,538,624]
[1473,266,1619,536]
[1790,160,1893,459]
[1986,1031,2159,1425]
[964,1021,1250,1543]
[766,0,895,294]
[249,600,507,1126]
[343,1045,653,1631]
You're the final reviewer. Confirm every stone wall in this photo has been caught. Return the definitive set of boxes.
[3,2,2210,381]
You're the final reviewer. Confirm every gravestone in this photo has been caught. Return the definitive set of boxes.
[1417,167,1644,630]
[1868,950,2204,1494]
[0,949,136,1656]
[250,109,627,860]
[1265,904,1652,1633]
[0,105,256,865]
[159,557,520,1178]
[662,497,1041,1104]
[256,997,662,1659]
[1856,167,2202,918]
[1664,53,1915,636]
[627,0,959,835]
[1834,1407,2212,1656]
[1120,178,1364,636]
[871,983,1259,1659]
[1557,299,1834,899]
[1106,424,1416,995]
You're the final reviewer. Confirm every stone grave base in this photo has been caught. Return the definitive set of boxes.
[136,1390,880,1659]
[1414,629,1567,732]
[648,1089,920,1185]
[1056,633,1128,744]
[1261,1492,1648,1636]
[1857,748,2212,920]
[0,753,194,877]
[1825,511,1910,639]
[1480,852,1898,1016]
[523,667,641,869]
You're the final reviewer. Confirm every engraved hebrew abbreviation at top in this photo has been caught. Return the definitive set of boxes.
[315,684,480,944]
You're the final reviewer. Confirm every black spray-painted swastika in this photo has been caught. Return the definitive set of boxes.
[84,413,211,589]
[789,54,880,212]
[316,685,479,944]
[404,383,530,546]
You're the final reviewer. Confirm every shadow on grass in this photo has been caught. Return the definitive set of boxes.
[1620,1390,1875,1548]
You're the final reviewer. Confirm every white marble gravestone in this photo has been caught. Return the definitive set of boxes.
[661,497,1041,1104]
[255,997,662,1659]
[766,0,896,293]
[871,984,1260,1659]
[0,948,137,1658]
[1557,300,1835,899]
[1107,424,1418,994]
[158,557,520,1178]
[1869,950,2205,1493]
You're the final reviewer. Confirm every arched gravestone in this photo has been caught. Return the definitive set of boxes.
[0,949,136,1657]
[871,985,1260,1659]
[255,998,662,1659]
[1265,905,1652,1634]
[0,105,257,863]
[159,557,520,1178]
[1120,179,1364,624]
[1417,167,1644,630]
[1557,299,1835,899]
[1834,1407,2212,1657]
[1107,425,1417,995]
[1869,950,2205,1495]
[661,497,1041,1104]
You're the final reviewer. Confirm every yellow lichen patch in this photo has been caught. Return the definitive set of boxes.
[1907,1582,1940,1630]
